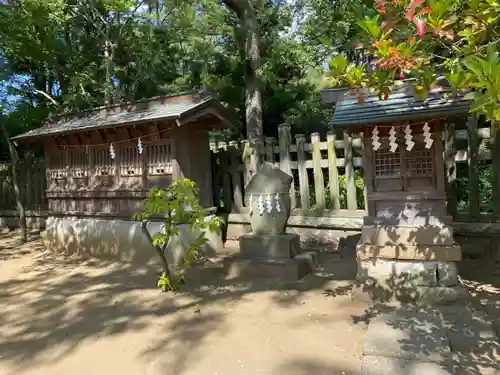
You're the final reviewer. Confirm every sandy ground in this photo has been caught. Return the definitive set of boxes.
[0,230,371,375]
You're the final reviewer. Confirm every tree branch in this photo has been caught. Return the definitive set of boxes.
[34,89,59,106]
[222,0,249,18]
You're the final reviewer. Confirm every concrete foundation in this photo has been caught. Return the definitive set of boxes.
[41,216,223,271]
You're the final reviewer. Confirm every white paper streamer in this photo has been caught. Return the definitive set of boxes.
[275,193,281,213]
[404,125,415,151]
[109,143,116,159]
[257,195,265,216]
[248,194,253,214]
[423,122,433,149]
[389,126,398,153]
[265,194,273,214]
[371,126,381,151]
[138,138,143,154]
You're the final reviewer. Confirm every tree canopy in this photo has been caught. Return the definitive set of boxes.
[0,0,334,161]
[1,0,499,161]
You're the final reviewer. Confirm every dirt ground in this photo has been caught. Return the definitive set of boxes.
[0,230,371,375]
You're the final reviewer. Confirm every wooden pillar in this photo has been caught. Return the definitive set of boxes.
[295,134,310,212]
[467,115,480,218]
[444,122,457,218]
[344,131,357,210]
[278,124,296,209]
[311,132,325,213]
[327,131,340,211]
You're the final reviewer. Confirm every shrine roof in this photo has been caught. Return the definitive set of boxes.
[331,87,471,127]
[12,93,241,141]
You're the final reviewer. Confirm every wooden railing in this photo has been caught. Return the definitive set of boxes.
[211,120,499,222]
[1,119,499,224]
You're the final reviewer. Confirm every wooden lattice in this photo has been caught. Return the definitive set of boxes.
[405,146,434,177]
[93,147,115,176]
[146,140,172,175]
[119,144,142,176]
[67,148,89,178]
[48,151,66,179]
[374,143,401,178]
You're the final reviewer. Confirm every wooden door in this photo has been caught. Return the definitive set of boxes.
[373,136,436,193]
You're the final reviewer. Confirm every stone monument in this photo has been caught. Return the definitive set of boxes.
[225,162,314,280]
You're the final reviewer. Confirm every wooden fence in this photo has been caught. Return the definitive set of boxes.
[1,120,498,223]
[0,159,47,211]
[210,122,498,222]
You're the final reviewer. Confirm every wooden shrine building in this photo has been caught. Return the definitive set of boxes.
[13,93,239,215]
[326,85,472,303]
[12,93,240,264]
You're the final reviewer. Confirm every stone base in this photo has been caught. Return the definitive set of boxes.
[357,224,462,262]
[356,243,462,262]
[357,259,468,305]
[356,222,466,304]
[223,252,316,281]
[239,233,301,259]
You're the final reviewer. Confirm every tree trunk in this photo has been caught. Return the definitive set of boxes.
[0,122,27,242]
[492,124,500,224]
[140,220,172,280]
[103,37,114,105]
[223,0,263,174]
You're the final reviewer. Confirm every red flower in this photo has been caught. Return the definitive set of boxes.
[375,0,387,14]
[414,16,427,37]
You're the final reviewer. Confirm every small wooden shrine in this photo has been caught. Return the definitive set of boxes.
[13,93,239,216]
[327,85,471,303]
[12,93,240,264]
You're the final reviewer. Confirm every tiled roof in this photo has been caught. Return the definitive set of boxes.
[12,94,239,141]
[331,87,471,127]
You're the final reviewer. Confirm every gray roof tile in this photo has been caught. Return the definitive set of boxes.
[332,88,471,126]
[13,94,238,140]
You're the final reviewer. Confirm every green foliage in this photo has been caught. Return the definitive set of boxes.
[464,45,500,123]
[456,163,494,213]
[0,0,334,159]
[358,15,382,40]
[327,53,350,77]
[334,0,500,125]
[134,178,224,292]
[445,67,473,96]
[344,65,367,89]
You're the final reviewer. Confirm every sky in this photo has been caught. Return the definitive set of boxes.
[0,74,29,113]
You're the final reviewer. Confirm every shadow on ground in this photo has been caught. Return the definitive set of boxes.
[276,358,357,375]
[0,231,366,374]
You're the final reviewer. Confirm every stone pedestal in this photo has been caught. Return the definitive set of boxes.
[356,223,468,304]
[223,233,315,281]
[239,233,301,259]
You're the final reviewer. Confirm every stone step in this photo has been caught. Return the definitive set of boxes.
[439,306,500,374]
[362,307,500,375]
[363,308,452,364]
[361,356,454,375]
